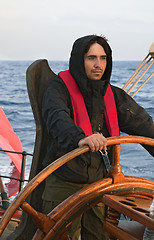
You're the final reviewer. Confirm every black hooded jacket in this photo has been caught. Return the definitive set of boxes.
[42,35,154,184]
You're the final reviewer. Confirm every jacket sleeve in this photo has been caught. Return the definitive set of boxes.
[42,77,85,152]
[112,86,154,156]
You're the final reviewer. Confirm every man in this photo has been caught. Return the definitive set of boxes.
[42,35,154,239]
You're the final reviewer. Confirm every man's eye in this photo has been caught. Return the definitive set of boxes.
[101,56,107,60]
[88,56,95,60]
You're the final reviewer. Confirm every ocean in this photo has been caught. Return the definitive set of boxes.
[0,60,153,192]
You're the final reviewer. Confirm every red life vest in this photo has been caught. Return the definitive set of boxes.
[59,70,119,137]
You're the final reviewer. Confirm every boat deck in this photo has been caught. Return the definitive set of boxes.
[0,220,18,240]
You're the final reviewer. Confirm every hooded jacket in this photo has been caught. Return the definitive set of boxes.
[42,35,154,184]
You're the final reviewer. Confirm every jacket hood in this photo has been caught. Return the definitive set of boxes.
[69,35,112,96]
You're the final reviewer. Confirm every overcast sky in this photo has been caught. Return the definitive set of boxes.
[1,0,154,61]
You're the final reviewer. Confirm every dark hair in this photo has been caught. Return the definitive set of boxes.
[84,35,109,55]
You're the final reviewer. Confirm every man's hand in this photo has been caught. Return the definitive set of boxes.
[78,133,107,152]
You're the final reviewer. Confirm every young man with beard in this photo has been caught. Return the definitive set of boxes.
[42,35,154,239]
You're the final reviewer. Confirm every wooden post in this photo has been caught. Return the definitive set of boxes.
[0,176,10,209]
[108,144,125,183]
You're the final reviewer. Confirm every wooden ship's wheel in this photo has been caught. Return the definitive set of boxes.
[0,136,154,240]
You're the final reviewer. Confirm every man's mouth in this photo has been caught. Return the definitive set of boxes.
[92,69,103,74]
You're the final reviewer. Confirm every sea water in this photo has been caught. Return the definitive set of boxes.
[0,60,153,189]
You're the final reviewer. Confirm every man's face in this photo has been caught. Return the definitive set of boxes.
[84,43,107,80]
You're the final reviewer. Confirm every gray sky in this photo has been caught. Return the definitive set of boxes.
[1,0,154,61]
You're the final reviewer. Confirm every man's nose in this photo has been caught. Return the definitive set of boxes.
[94,58,101,68]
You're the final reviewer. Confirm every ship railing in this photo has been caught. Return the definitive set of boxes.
[0,149,33,193]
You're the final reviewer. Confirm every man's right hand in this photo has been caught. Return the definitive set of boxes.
[78,133,107,152]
